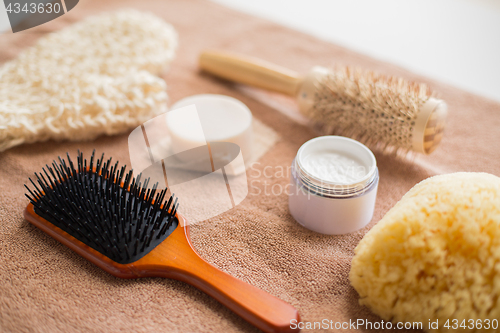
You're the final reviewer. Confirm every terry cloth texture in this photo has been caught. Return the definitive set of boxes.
[1,0,500,332]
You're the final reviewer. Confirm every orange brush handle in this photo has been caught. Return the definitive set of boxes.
[136,228,300,332]
[24,204,300,333]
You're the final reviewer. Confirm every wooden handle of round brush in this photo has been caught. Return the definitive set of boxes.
[199,50,302,96]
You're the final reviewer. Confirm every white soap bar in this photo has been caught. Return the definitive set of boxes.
[167,94,253,164]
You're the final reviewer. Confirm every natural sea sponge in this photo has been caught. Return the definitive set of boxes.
[350,173,500,332]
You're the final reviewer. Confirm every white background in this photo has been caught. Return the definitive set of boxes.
[209,0,500,103]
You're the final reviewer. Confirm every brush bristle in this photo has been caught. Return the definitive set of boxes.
[24,151,179,264]
[306,67,433,154]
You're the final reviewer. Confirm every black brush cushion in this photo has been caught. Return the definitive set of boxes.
[25,151,178,264]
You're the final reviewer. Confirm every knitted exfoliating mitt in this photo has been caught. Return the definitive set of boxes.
[350,172,500,332]
[0,10,177,152]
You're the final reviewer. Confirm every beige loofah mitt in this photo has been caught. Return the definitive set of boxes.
[0,10,177,152]
[350,172,500,332]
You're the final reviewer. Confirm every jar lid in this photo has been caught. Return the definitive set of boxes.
[295,136,377,197]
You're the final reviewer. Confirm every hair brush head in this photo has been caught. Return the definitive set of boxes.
[24,151,178,264]
[297,66,448,155]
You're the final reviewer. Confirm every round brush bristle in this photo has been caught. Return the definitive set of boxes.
[24,151,179,264]
[304,66,441,155]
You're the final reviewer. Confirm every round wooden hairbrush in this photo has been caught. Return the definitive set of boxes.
[199,50,448,154]
[24,151,299,333]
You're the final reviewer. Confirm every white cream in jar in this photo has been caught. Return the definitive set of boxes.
[288,136,378,234]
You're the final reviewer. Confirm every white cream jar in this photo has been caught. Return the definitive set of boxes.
[288,136,378,234]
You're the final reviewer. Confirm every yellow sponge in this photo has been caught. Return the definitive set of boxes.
[350,172,500,331]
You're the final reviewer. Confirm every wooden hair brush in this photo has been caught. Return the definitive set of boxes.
[199,50,448,154]
[24,151,299,333]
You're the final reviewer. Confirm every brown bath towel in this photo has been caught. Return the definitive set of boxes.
[1,0,499,332]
